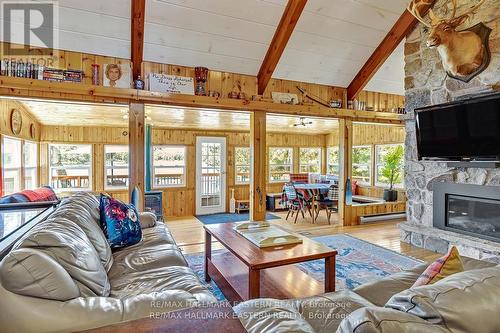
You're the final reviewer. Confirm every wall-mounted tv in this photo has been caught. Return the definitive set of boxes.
[415,93,500,161]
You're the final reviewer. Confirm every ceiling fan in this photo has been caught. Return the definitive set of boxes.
[292,117,313,127]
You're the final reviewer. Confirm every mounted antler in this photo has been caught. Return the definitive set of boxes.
[407,0,434,27]
[452,0,485,23]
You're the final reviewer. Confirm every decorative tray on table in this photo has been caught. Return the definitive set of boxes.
[233,222,303,248]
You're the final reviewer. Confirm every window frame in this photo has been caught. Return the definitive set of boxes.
[48,143,93,192]
[151,145,187,189]
[375,143,405,189]
[268,147,293,183]
[326,146,339,175]
[23,140,38,190]
[299,147,322,174]
[2,136,23,195]
[352,145,372,186]
[104,144,129,191]
[234,146,250,185]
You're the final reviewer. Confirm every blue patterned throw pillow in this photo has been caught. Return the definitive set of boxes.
[99,194,142,249]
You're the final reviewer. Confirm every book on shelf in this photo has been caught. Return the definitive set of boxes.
[0,61,83,83]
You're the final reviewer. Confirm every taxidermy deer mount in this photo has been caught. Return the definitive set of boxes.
[408,0,491,82]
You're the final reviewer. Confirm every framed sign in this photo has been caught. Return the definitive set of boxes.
[148,73,195,95]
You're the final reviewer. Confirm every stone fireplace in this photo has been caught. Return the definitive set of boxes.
[400,0,500,262]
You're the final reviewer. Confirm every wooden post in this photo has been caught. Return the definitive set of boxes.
[129,102,145,210]
[250,111,267,221]
[338,119,353,226]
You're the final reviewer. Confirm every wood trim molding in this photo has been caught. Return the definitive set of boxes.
[129,102,145,210]
[0,77,403,124]
[131,0,146,79]
[346,1,436,100]
[257,0,307,95]
[250,110,267,221]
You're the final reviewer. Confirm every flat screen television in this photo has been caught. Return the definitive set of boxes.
[415,93,500,161]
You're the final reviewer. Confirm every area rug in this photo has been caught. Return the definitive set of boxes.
[195,212,280,225]
[184,233,423,301]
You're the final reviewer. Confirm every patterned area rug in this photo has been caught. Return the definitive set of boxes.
[184,233,423,301]
[195,212,280,225]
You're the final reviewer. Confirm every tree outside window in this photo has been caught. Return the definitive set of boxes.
[153,146,186,187]
[352,146,371,185]
[327,147,339,175]
[49,144,92,191]
[235,147,250,184]
[269,147,293,182]
[299,148,321,173]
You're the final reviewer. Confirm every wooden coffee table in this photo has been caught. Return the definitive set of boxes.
[204,223,337,302]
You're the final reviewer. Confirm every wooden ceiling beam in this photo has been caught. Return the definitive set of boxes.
[131,0,146,79]
[257,0,307,95]
[346,1,436,101]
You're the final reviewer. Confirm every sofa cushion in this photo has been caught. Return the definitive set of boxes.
[235,290,374,333]
[336,307,450,333]
[109,266,217,304]
[412,246,463,287]
[13,218,110,297]
[99,194,142,249]
[0,248,80,301]
[385,266,500,333]
[50,206,113,271]
[353,263,428,307]
[139,211,157,229]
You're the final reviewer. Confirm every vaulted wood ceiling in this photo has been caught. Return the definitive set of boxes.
[19,100,340,134]
[1,0,409,95]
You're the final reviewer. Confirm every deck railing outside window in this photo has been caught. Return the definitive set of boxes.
[269,147,293,182]
[49,144,92,191]
[152,146,186,188]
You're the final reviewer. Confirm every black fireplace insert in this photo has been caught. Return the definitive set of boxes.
[434,183,500,243]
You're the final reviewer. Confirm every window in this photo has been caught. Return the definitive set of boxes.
[235,147,250,184]
[299,148,321,173]
[352,145,372,185]
[269,147,293,182]
[327,147,339,175]
[24,141,38,190]
[375,144,404,188]
[152,146,186,187]
[49,144,92,191]
[104,145,129,190]
[2,137,22,195]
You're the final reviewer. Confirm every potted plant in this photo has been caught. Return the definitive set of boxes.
[380,145,404,202]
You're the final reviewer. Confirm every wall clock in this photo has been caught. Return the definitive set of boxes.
[10,109,22,135]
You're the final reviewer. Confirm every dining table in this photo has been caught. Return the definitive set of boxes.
[282,183,333,223]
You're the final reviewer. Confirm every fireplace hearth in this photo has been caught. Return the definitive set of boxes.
[434,183,500,243]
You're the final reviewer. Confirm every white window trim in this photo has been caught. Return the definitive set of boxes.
[299,147,322,174]
[326,146,339,175]
[375,143,405,189]
[49,143,93,192]
[234,147,250,185]
[152,145,187,189]
[352,145,372,186]
[2,136,23,195]
[268,147,293,183]
[104,144,129,191]
[23,140,38,189]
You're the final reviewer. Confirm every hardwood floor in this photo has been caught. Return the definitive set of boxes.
[165,211,440,263]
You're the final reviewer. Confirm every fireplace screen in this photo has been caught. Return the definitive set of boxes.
[447,195,500,240]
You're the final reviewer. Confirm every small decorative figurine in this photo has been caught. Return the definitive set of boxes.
[134,75,145,90]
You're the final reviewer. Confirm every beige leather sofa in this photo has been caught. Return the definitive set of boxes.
[0,192,216,333]
[234,255,500,333]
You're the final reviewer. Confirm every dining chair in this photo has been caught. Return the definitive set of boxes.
[314,185,339,224]
[283,183,305,224]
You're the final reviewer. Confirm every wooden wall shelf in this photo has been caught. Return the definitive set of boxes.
[0,76,404,125]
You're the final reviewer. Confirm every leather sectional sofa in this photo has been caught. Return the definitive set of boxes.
[0,192,216,333]
[234,254,500,333]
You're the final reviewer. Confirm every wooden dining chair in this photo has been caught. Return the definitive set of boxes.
[283,183,305,224]
[314,185,339,224]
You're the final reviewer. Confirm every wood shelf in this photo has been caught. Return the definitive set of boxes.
[0,76,404,124]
